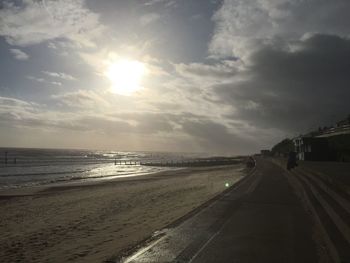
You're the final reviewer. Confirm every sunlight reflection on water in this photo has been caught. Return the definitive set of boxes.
[0,149,196,189]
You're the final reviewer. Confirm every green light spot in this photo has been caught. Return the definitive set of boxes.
[225,183,230,187]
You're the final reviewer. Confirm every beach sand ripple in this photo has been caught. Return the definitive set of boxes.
[0,164,245,263]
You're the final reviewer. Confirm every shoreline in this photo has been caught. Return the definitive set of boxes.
[0,156,246,195]
[0,165,237,197]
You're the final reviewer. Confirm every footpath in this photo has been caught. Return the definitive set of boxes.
[273,158,350,263]
[119,158,324,263]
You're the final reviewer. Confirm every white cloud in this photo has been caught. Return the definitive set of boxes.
[9,48,29,60]
[0,96,45,128]
[140,13,161,26]
[47,42,58,49]
[0,0,104,47]
[144,0,175,7]
[26,76,45,83]
[0,91,268,153]
[27,75,63,87]
[175,61,238,80]
[50,81,62,86]
[190,14,202,21]
[42,71,76,80]
[0,96,34,107]
[209,0,350,59]
[51,90,109,109]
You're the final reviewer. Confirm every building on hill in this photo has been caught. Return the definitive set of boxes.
[293,136,335,161]
[290,115,350,162]
[336,115,350,127]
[326,134,350,162]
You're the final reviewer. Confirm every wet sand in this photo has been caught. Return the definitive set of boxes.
[0,164,246,263]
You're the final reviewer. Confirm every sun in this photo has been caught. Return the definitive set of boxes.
[105,59,146,95]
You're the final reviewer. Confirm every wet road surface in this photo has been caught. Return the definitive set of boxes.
[121,158,319,263]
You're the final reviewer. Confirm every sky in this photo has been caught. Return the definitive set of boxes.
[0,0,349,155]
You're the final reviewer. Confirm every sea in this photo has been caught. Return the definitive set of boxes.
[0,148,207,190]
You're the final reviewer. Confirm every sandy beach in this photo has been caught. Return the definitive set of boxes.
[0,164,246,263]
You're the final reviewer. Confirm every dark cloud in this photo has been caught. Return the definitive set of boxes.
[181,119,257,154]
[215,34,350,134]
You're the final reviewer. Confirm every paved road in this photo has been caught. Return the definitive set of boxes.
[121,158,320,263]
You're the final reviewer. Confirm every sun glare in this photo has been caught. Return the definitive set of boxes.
[105,59,146,95]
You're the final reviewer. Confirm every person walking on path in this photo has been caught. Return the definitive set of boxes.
[287,151,297,170]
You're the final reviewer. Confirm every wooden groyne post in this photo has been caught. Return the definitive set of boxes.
[112,160,140,165]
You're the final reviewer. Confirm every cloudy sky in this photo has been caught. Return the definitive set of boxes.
[0,0,349,154]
